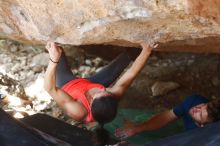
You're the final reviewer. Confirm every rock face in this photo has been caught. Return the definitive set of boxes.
[0,0,220,53]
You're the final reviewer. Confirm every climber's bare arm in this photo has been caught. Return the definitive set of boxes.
[44,42,87,121]
[109,42,158,98]
[115,110,177,138]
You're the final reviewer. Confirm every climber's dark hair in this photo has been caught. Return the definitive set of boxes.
[94,123,109,146]
[91,95,118,146]
[91,94,118,124]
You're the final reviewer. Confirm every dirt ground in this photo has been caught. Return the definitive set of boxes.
[120,51,220,111]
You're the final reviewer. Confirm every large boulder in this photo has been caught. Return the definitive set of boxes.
[0,0,220,52]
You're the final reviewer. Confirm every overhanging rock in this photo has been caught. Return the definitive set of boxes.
[0,0,220,53]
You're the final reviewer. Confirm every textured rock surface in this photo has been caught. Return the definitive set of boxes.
[151,81,180,96]
[0,0,220,52]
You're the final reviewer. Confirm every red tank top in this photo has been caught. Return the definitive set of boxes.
[61,78,105,123]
